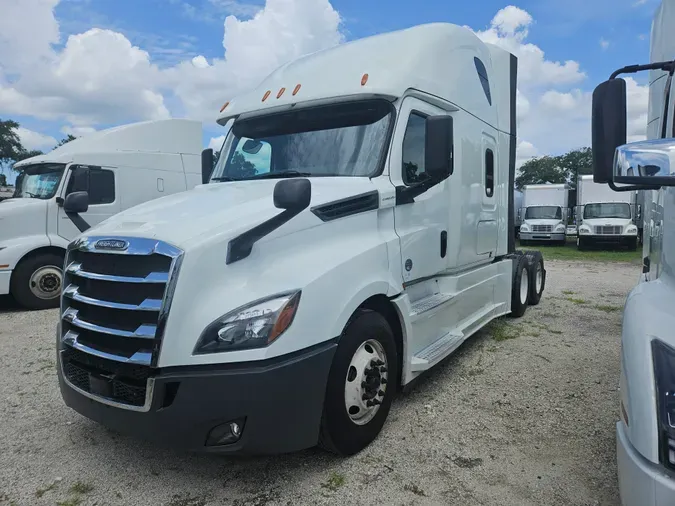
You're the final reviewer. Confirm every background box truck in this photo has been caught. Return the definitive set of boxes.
[519,183,569,245]
[576,174,638,250]
[0,119,203,309]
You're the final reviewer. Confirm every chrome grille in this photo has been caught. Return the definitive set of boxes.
[59,236,183,410]
[594,226,622,235]
[531,225,553,233]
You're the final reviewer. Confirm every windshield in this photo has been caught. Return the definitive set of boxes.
[583,202,631,219]
[525,206,562,220]
[211,99,393,181]
[12,163,66,199]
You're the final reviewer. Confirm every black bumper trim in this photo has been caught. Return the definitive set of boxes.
[58,340,338,455]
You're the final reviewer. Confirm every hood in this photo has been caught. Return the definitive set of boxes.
[86,177,379,249]
[0,198,48,243]
[522,218,563,226]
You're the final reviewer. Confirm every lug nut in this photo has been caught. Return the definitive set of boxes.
[381,378,388,384]
[361,381,367,388]
[378,390,385,396]
[371,399,381,406]
[366,400,374,407]
[380,367,387,373]
[365,368,372,375]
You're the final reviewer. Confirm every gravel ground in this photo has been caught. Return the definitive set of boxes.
[0,258,638,506]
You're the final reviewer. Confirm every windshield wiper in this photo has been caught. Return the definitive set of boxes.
[211,176,236,182]
[247,170,313,180]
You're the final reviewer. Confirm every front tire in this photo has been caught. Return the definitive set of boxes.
[319,309,398,456]
[523,251,545,305]
[577,236,588,251]
[11,252,64,310]
[510,255,530,318]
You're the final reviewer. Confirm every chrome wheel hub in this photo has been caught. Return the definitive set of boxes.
[520,267,529,305]
[344,339,388,425]
[29,266,62,300]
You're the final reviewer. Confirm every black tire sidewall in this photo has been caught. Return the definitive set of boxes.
[321,310,398,456]
[525,254,545,305]
[510,256,529,317]
[11,253,64,310]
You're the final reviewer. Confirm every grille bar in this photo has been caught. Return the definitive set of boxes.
[66,262,169,284]
[63,284,162,311]
[63,308,157,339]
[594,225,622,235]
[63,330,153,365]
[531,225,553,233]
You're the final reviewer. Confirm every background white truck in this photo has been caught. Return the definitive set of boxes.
[0,119,203,309]
[55,22,547,457]
[591,0,675,504]
[519,183,569,245]
[576,174,638,250]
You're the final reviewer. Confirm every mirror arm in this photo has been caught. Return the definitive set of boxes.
[610,60,675,80]
[395,178,441,205]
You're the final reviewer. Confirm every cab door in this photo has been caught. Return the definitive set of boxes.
[57,165,120,240]
[389,97,451,283]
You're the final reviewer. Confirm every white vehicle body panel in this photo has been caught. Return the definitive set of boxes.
[520,184,568,242]
[0,119,202,297]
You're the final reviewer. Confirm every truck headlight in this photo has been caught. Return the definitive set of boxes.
[626,226,638,235]
[194,291,301,354]
[520,224,529,232]
[579,226,591,235]
[652,340,675,470]
[555,224,566,232]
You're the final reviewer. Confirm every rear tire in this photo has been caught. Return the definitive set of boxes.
[523,251,545,305]
[510,255,530,318]
[11,252,64,310]
[318,309,398,456]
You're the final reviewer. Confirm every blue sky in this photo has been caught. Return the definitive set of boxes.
[0,0,662,183]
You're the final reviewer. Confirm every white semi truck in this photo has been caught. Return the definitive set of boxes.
[576,174,638,250]
[519,183,569,245]
[591,0,675,503]
[55,23,547,456]
[0,119,203,309]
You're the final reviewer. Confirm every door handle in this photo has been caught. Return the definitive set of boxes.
[440,231,447,258]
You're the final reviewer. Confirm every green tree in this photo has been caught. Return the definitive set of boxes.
[516,147,592,190]
[56,134,77,147]
[228,151,256,179]
[0,119,24,166]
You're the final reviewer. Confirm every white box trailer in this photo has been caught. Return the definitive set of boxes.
[0,119,203,309]
[54,22,548,456]
[591,1,675,503]
[576,174,637,250]
[519,183,569,245]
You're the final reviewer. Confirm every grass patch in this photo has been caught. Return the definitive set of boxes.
[518,240,641,263]
[566,297,587,305]
[321,472,345,492]
[487,321,518,342]
[56,498,82,506]
[549,329,563,335]
[69,481,94,494]
[562,290,576,295]
[35,482,57,498]
[594,304,622,313]
[404,483,427,496]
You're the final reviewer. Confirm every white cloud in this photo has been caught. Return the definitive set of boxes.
[61,125,97,137]
[600,38,610,50]
[208,135,225,150]
[16,127,57,151]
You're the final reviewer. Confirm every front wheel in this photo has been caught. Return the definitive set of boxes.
[318,310,398,456]
[10,253,64,310]
[510,255,530,318]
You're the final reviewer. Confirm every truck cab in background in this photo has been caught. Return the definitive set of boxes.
[591,1,675,504]
[576,174,639,251]
[519,183,569,246]
[0,119,203,309]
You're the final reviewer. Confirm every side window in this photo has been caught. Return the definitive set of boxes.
[66,167,115,204]
[229,138,272,178]
[485,149,494,198]
[474,57,492,105]
[402,113,427,185]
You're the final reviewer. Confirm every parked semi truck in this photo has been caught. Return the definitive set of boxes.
[0,119,203,309]
[55,23,547,456]
[576,174,638,250]
[591,0,675,503]
[519,183,568,245]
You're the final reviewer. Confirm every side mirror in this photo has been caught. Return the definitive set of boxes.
[613,138,675,186]
[273,178,311,212]
[63,191,89,214]
[592,78,627,184]
[201,148,214,184]
[70,165,90,192]
[242,139,263,155]
[425,115,453,181]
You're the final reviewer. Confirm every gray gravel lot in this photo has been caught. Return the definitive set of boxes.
[0,259,638,506]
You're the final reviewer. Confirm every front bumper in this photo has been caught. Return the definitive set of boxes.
[617,422,675,506]
[58,341,337,455]
[581,235,637,246]
[0,269,10,295]
[519,232,566,242]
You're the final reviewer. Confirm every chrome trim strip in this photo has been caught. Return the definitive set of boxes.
[63,330,152,365]
[66,262,169,284]
[153,252,183,367]
[59,351,155,412]
[63,308,156,339]
[69,235,183,258]
[63,284,162,312]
